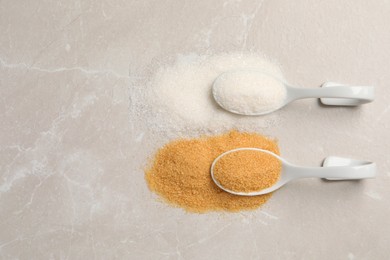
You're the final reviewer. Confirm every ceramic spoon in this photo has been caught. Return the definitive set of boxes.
[212,70,375,115]
[210,148,376,196]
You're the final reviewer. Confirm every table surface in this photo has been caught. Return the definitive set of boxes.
[1,1,390,259]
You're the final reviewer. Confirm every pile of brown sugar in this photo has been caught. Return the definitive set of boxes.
[213,149,281,193]
[145,130,281,213]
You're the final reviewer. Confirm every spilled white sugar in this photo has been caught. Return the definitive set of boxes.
[130,53,285,138]
[212,71,287,115]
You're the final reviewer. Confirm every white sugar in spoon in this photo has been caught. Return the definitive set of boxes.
[212,70,375,115]
[210,148,376,196]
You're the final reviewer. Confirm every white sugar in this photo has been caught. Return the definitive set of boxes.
[130,52,285,139]
[212,71,287,115]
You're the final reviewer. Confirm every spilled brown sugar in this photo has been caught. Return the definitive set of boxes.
[145,130,281,213]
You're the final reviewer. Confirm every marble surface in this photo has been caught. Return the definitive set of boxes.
[1,0,390,259]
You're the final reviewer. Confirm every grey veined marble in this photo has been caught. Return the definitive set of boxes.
[1,0,390,259]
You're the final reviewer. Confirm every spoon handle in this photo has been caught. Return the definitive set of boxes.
[288,157,376,180]
[288,83,374,106]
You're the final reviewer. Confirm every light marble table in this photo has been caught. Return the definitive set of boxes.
[1,1,389,259]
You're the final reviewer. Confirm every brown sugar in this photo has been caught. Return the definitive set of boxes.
[145,130,281,213]
[213,149,281,193]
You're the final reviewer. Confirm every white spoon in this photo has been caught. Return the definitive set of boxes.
[210,148,376,196]
[212,70,375,115]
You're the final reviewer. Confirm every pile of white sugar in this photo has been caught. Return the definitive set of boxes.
[130,52,285,138]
